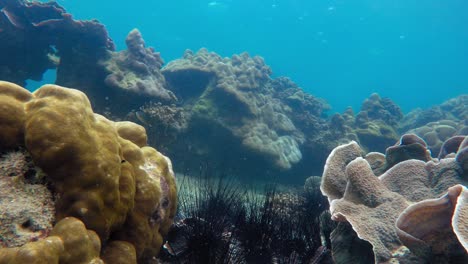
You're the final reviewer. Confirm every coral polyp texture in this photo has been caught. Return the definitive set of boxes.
[321,134,468,263]
[0,81,177,263]
[162,48,304,170]
[101,29,176,102]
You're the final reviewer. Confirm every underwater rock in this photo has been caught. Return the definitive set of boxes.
[400,94,468,132]
[321,134,468,263]
[101,29,176,102]
[0,0,114,86]
[360,93,403,127]
[353,93,402,153]
[0,81,177,262]
[330,93,402,154]
[161,48,321,172]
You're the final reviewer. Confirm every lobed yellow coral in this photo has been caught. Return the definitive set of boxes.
[0,82,177,263]
[0,217,101,264]
[0,82,33,149]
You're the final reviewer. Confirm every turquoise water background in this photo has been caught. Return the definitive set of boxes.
[33,0,468,113]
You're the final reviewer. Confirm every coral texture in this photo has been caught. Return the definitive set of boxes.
[102,29,176,102]
[400,95,468,132]
[407,119,466,157]
[0,81,177,263]
[321,133,467,263]
[0,151,54,248]
[396,184,468,260]
[329,93,403,153]
[0,0,114,86]
[162,48,307,170]
[0,217,102,264]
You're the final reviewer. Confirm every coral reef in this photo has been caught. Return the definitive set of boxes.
[102,29,176,102]
[162,49,305,170]
[0,81,177,263]
[406,119,467,157]
[384,133,432,169]
[330,93,402,153]
[321,134,467,263]
[400,95,468,132]
[1,0,465,186]
[0,0,114,86]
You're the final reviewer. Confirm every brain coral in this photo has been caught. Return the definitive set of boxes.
[0,81,177,263]
[321,134,467,263]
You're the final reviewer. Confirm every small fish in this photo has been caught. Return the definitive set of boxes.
[163,241,176,256]
[1,7,25,29]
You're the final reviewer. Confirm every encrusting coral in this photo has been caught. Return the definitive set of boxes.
[162,48,304,170]
[0,81,177,263]
[130,55,333,182]
[399,95,468,133]
[329,93,403,154]
[102,29,176,102]
[321,134,467,263]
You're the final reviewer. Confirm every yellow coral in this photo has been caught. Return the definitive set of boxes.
[0,82,177,263]
[0,217,101,264]
[0,81,33,149]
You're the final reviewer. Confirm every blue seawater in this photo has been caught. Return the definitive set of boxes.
[30,0,468,113]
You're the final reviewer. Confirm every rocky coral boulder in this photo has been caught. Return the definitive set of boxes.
[100,29,176,109]
[0,81,177,263]
[159,49,328,173]
[400,95,468,132]
[0,0,114,87]
[329,94,402,154]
